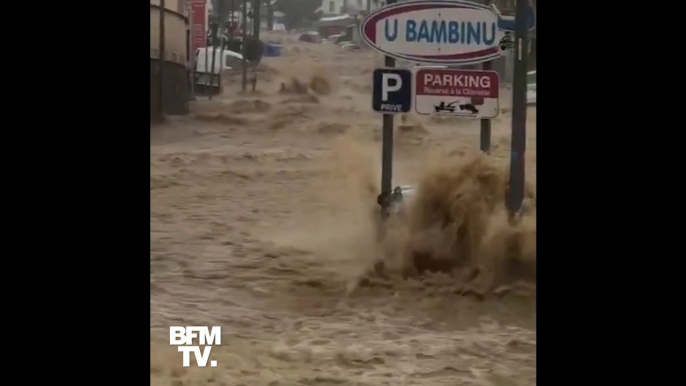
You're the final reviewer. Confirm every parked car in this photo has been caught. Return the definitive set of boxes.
[263,42,282,57]
[194,47,244,95]
[298,31,322,44]
[340,43,361,52]
[326,34,343,43]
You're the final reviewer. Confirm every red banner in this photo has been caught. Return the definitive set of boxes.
[188,0,206,49]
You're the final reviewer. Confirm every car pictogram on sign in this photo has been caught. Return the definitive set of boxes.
[434,101,481,114]
[459,103,479,114]
[434,101,457,113]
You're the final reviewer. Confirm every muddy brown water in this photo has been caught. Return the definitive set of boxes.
[151,33,536,386]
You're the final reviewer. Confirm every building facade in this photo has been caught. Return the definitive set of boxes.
[318,0,378,16]
[150,0,190,119]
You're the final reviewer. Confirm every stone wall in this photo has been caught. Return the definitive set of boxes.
[151,60,189,120]
[150,1,190,120]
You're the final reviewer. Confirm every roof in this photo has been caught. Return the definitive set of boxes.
[317,14,355,27]
[319,15,354,22]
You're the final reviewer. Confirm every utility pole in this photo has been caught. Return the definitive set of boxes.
[507,0,529,219]
[253,0,261,42]
[209,18,218,100]
[241,0,248,91]
[159,0,166,117]
[189,6,195,99]
[229,0,235,40]
[251,0,261,91]
[217,0,227,97]
[266,0,273,31]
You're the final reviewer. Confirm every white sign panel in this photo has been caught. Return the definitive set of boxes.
[360,0,509,65]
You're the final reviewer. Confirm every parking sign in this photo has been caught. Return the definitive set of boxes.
[372,68,412,114]
[414,68,499,119]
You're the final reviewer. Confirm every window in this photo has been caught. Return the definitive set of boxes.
[329,1,335,13]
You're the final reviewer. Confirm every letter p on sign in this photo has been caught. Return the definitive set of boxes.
[382,73,402,101]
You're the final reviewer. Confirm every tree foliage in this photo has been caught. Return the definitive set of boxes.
[273,0,322,30]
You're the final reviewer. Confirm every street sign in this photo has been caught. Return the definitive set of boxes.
[414,68,499,118]
[360,1,509,65]
[372,68,412,114]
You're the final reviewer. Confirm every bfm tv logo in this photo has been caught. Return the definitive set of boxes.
[170,326,221,367]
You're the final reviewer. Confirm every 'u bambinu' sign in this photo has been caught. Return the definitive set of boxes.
[360,0,535,65]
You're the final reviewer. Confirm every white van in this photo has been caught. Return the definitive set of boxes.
[193,47,244,93]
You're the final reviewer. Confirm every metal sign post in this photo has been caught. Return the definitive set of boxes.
[506,0,529,219]
[379,0,398,217]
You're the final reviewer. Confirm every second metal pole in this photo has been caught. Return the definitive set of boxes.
[507,0,530,218]
[480,60,492,153]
